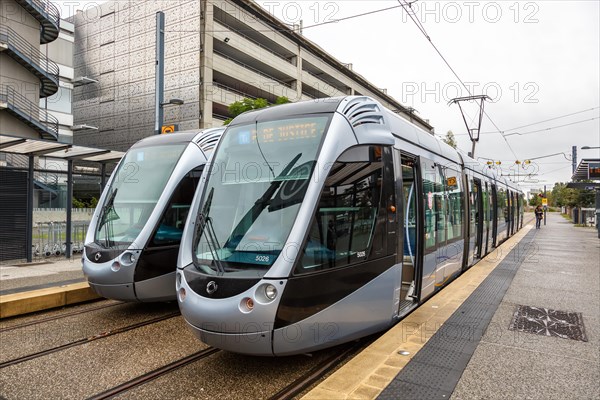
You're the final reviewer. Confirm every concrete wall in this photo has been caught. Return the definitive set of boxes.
[72,0,203,150]
[33,208,95,224]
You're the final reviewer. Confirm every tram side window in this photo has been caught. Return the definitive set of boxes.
[149,167,202,247]
[422,159,437,252]
[497,188,507,226]
[434,166,446,247]
[295,146,384,274]
[444,168,463,241]
[402,160,418,260]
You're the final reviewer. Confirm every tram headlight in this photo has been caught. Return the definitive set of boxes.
[264,284,277,300]
[121,252,136,265]
[178,287,186,302]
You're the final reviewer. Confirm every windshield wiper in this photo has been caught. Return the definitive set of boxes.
[224,152,302,249]
[197,187,226,275]
[98,188,119,248]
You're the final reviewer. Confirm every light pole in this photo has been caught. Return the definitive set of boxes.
[154,11,184,134]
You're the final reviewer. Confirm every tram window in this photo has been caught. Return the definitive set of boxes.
[149,167,202,247]
[497,187,507,233]
[295,146,385,274]
[444,168,463,241]
[421,159,437,252]
[402,161,417,260]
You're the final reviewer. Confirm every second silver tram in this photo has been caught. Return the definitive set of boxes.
[177,97,524,355]
[83,128,223,302]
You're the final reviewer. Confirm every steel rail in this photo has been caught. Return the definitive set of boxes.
[0,312,180,369]
[86,347,220,400]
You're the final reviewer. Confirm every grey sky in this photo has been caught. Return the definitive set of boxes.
[259,0,600,189]
[55,0,600,189]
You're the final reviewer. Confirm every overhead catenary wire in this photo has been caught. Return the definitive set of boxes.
[455,116,600,137]
[170,3,408,34]
[395,0,519,160]
[480,106,599,134]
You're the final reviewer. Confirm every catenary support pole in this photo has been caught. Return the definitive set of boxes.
[26,155,34,262]
[66,160,73,259]
[154,11,165,134]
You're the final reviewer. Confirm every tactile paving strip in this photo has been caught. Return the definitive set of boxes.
[509,305,588,342]
[378,229,537,400]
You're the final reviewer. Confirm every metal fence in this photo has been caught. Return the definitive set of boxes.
[31,221,89,259]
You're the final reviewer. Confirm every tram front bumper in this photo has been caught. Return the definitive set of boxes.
[184,320,274,356]
[87,281,137,301]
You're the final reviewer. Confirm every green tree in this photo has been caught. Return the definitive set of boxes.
[88,197,99,208]
[550,182,593,208]
[223,96,290,125]
[72,197,86,208]
[442,130,457,149]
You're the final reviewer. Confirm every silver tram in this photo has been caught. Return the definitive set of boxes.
[176,97,524,355]
[83,128,224,302]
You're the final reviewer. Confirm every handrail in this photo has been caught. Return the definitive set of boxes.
[16,0,60,43]
[27,0,60,24]
[0,26,60,79]
[213,18,293,64]
[0,85,59,140]
[212,82,257,100]
[213,50,294,89]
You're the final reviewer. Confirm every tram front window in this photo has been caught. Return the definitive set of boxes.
[192,115,330,277]
[95,144,187,249]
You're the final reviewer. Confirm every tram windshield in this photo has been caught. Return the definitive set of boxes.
[192,115,330,277]
[95,144,187,249]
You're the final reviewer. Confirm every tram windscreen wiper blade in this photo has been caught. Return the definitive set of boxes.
[98,188,119,247]
[197,187,226,275]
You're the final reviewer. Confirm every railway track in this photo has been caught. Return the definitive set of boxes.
[86,347,221,400]
[268,339,373,400]
[0,300,122,334]
[0,312,180,369]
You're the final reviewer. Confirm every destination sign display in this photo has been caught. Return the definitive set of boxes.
[236,119,327,145]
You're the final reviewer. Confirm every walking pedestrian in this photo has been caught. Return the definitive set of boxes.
[535,205,544,229]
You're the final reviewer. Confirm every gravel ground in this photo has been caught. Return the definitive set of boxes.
[0,299,118,330]
[115,343,355,400]
[0,301,178,363]
[0,302,364,400]
[0,316,206,399]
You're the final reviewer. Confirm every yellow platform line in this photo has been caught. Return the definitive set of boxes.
[0,282,100,319]
[302,219,535,400]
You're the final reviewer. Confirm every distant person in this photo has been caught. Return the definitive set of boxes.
[535,205,544,229]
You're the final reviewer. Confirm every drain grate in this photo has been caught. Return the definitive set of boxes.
[509,305,588,342]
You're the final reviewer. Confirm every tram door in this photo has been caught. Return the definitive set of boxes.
[467,177,483,266]
[485,183,494,253]
[482,182,490,256]
[508,192,515,236]
[491,184,498,247]
[512,192,518,234]
[396,152,421,314]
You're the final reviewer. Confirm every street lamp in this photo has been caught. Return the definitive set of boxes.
[162,98,184,106]
[581,146,600,150]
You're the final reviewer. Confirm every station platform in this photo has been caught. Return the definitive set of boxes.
[0,257,98,318]
[302,213,600,400]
